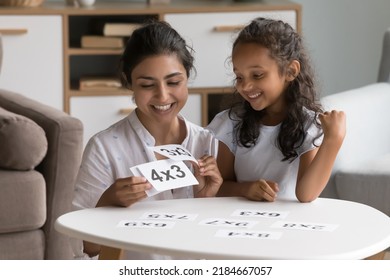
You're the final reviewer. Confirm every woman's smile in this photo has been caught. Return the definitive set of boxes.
[151,103,175,112]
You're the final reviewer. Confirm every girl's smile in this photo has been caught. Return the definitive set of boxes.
[247,92,263,99]
[232,42,288,114]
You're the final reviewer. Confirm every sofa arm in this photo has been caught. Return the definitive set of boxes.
[0,89,83,259]
[320,83,390,199]
[321,83,390,171]
[378,27,390,82]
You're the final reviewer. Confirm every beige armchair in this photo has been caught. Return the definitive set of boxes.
[0,90,83,259]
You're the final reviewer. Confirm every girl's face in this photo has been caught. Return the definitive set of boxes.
[130,54,188,126]
[232,42,289,115]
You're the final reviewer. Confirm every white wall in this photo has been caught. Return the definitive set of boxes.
[49,0,390,96]
[293,0,390,96]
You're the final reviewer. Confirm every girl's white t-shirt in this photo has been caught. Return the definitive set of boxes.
[72,110,218,259]
[207,108,323,201]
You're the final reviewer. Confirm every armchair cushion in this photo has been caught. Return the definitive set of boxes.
[0,106,47,170]
[0,170,46,234]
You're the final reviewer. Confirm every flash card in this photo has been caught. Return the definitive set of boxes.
[130,159,199,197]
[199,218,258,229]
[140,212,198,221]
[129,165,161,197]
[215,229,283,240]
[271,221,339,232]
[231,209,289,219]
[117,219,176,229]
[150,144,198,165]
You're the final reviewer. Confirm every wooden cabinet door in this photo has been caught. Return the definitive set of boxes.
[0,15,63,109]
[165,11,297,88]
[70,95,135,147]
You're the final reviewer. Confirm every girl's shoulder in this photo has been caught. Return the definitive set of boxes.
[301,106,323,143]
[179,114,215,139]
[301,107,320,129]
[302,106,318,116]
[205,109,238,153]
[207,109,239,131]
[180,116,218,157]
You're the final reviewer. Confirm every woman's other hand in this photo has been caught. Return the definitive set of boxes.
[96,176,151,207]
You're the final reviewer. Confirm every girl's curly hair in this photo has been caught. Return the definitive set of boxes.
[228,17,323,162]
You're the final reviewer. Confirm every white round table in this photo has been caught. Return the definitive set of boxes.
[55,197,390,259]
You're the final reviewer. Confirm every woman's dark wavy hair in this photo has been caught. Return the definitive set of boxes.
[120,20,195,87]
[229,17,323,162]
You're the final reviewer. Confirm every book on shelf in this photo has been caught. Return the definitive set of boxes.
[103,23,142,37]
[79,77,122,91]
[81,35,124,49]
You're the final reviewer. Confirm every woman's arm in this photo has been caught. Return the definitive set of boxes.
[295,110,346,202]
[82,176,152,257]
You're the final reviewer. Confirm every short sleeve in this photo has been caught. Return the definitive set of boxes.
[72,136,113,210]
[297,111,324,156]
[206,110,236,154]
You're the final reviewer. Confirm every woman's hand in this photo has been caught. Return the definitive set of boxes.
[194,155,223,197]
[96,176,152,207]
[84,176,151,257]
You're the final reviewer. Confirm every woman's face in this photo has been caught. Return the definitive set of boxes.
[130,54,188,126]
[232,42,289,114]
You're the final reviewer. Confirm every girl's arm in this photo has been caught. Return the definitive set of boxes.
[216,142,279,201]
[295,110,346,202]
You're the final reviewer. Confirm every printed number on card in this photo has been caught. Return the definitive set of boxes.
[150,164,186,182]
[135,159,199,193]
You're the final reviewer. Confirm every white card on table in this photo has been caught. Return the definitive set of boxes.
[271,221,339,232]
[231,209,289,219]
[199,218,258,229]
[117,219,176,229]
[215,229,283,240]
[140,212,198,221]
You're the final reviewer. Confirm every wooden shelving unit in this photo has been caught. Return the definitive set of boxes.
[0,0,301,143]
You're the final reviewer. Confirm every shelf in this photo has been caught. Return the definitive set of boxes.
[69,89,132,97]
[0,0,300,139]
[0,1,301,145]
[68,48,124,55]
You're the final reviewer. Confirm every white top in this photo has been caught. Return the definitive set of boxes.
[56,197,390,260]
[207,109,323,200]
[72,110,218,259]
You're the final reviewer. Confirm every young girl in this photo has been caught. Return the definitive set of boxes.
[208,17,346,203]
[72,21,222,259]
